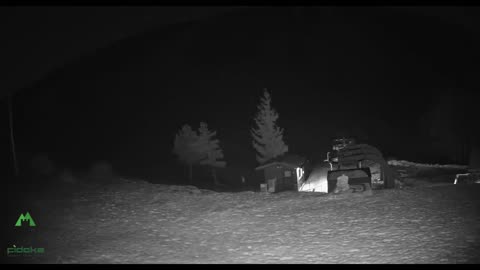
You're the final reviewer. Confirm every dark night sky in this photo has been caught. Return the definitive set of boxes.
[2,6,480,181]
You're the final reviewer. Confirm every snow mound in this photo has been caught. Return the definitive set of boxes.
[388,160,468,169]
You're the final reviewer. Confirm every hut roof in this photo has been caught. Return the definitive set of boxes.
[255,154,307,171]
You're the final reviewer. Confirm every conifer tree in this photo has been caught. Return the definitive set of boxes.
[195,122,226,186]
[251,88,288,164]
[173,124,202,183]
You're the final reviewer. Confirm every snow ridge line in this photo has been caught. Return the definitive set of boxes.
[387,160,468,169]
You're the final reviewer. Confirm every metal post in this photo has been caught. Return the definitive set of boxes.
[8,93,19,178]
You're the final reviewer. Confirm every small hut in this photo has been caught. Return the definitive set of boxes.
[255,154,308,193]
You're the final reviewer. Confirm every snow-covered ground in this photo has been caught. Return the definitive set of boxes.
[388,160,477,185]
[7,179,480,264]
[387,160,468,169]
